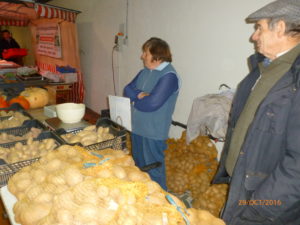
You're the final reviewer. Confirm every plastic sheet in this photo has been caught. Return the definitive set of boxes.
[186,90,235,143]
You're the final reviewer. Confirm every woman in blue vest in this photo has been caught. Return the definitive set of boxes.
[124,37,180,190]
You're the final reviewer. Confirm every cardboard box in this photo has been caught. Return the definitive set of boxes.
[44,105,57,118]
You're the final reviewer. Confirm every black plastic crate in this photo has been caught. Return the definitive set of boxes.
[0,131,65,149]
[56,117,127,151]
[0,115,11,121]
[0,131,65,187]
[0,82,25,101]
[0,158,40,187]
[0,110,33,126]
[36,131,66,144]
[0,119,46,139]
[0,102,24,111]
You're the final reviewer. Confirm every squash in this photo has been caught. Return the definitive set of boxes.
[8,96,30,110]
[0,96,8,108]
[20,87,49,109]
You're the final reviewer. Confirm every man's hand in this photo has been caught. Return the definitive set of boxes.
[137,92,149,99]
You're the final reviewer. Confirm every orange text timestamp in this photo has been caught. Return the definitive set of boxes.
[239,200,282,206]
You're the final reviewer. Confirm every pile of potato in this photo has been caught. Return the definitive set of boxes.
[193,184,229,217]
[0,110,14,117]
[165,131,229,217]
[0,111,30,129]
[61,125,115,146]
[0,137,57,163]
[165,131,218,196]
[0,127,42,144]
[126,132,132,154]
[8,145,225,225]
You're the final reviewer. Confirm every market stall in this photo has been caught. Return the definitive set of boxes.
[0,3,229,224]
[0,106,225,225]
[0,1,84,104]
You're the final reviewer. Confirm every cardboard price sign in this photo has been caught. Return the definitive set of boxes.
[36,23,62,59]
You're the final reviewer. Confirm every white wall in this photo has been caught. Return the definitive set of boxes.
[51,0,272,137]
[50,1,126,112]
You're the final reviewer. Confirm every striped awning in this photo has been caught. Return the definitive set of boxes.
[0,19,28,27]
[0,2,80,26]
[0,2,34,26]
[34,4,79,23]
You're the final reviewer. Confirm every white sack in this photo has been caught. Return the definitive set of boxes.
[186,90,235,143]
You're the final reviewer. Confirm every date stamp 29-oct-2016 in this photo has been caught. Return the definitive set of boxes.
[239,200,282,206]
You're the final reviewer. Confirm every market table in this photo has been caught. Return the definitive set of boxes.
[0,106,101,225]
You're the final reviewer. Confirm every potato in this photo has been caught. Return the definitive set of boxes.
[166,132,219,197]
[68,135,81,144]
[81,134,97,143]
[8,145,226,225]
[83,125,96,131]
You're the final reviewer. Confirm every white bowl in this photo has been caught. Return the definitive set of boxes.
[56,103,85,123]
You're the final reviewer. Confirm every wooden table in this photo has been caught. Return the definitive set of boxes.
[83,107,101,125]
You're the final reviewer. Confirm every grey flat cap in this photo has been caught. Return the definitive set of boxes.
[246,0,300,23]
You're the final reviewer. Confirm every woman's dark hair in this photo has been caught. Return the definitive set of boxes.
[142,37,172,62]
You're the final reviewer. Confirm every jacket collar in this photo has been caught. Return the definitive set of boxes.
[275,43,300,64]
[259,44,300,73]
[154,62,169,71]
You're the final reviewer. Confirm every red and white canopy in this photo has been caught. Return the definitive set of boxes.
[0,2,33,26]
[34,4,78,23]
[0,19,28,27]
[0,2,80,27]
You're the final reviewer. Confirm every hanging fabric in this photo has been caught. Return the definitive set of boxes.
[34,4,78,23]
[0,19,28,26]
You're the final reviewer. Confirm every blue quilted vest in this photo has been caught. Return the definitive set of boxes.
[132,63,179,140]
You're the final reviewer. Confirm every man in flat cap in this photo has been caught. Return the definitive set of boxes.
[213,0,300,224]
